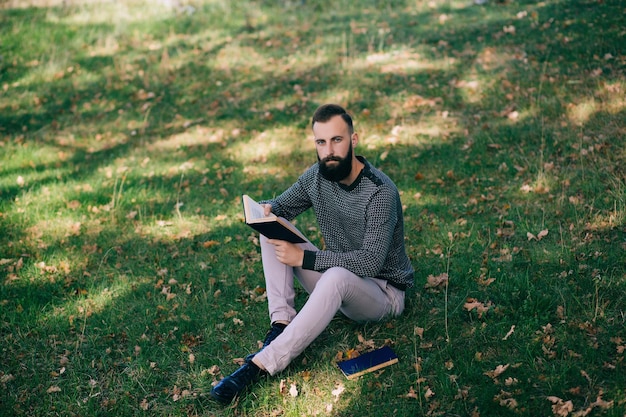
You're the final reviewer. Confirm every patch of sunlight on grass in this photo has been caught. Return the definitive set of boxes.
[587,208,625,233]
[54,0,176,25]
[602,82,626,114]
[0,146,56,179]
[2,0,70,8]
[2,168,71,198]
[360,112,463,152]
[43,275,139,327]
[85,33,121,58]
[134,215,214,242]
[148,125,231,151]
[454,47,529,105]
[356,49,445,74]
[25,217,86,243]
[17,176,92,204]
[407,189,445,209]
[587,181,625,233]
[519,170,556,197]
[41,129,112,152]
[189,29,231,52]
[567,99,598,126]
[25,216,104,247]
[250,367,363,417]
[0,84,47,113]
[475,48,524,73]
[455,77,484,104]
[13,58,100,96]
[230,126,313,173]
[214,42,269,72]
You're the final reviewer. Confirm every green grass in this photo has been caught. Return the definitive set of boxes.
[1,0,625,415]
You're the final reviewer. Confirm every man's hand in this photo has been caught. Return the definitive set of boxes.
[261,204,273,217]
[267,239,304,267]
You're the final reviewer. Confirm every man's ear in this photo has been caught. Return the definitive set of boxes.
[351,132,359,146]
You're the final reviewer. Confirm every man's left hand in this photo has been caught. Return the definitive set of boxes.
[267,239,304,267]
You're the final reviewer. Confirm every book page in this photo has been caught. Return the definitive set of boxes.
[243,195,275,222]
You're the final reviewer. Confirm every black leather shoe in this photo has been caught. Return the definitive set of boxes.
[261,322,287,348]
[245,322,287,362]
[210,360,265,405]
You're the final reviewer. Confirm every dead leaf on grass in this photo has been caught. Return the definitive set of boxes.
[331,383,345,399]
[424,273,448,289]
[140,398,150,410]
[527,229,549,241]
[484,364,510,379]
[502,325,516,340]
[547,396,574,417]
[464,298,493,318]
[414,326,424,339]
[403,386,419,399]
[424,386,435,400]
[289,382,298,397]
[46,385,61,394]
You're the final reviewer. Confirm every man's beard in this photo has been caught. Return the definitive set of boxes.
[318,143,353,182]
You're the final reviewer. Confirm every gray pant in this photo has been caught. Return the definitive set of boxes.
[254,235,406,375]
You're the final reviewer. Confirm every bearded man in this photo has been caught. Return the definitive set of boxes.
[210,104,414,405]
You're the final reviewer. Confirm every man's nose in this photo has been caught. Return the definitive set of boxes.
[327,142,336,156]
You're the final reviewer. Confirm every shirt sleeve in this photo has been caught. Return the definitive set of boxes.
[260,171,313,221]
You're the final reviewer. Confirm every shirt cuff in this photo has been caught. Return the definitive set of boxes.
[302,250,316,270]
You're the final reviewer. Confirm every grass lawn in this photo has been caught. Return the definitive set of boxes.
[1,0,625,415]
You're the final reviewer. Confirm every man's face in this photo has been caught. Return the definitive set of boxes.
[313,115,355,182]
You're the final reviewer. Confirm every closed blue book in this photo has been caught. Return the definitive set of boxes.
[337,346,399,380]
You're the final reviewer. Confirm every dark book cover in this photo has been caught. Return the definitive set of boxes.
[242,195,307,244]
[246,219,306,243]
[337,346,399,380]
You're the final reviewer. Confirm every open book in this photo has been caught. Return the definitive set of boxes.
[242,195,307,243]
[336,346,399,380]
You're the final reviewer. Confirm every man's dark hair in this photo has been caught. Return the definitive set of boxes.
[311,104,354,134]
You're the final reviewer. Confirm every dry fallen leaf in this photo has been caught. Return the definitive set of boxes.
[590,395,614,409]
[404,386,419,399]
[289,383,298,397]
[494,390,518,410]
[464,298,492,318]
[477,275,496,286]
[346,348,360,359]
[424,273,448,289]
[46,385,61,394]
[414,326,424,339]
[500,397,519,410]
[504,377,519,386]
[547,396,574,417]
[484,364,510,379]
[356,333,375,350]
[502,325,516,340]
[528,229,549,241]
[139,398,150,410]
[331,383,345,399]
